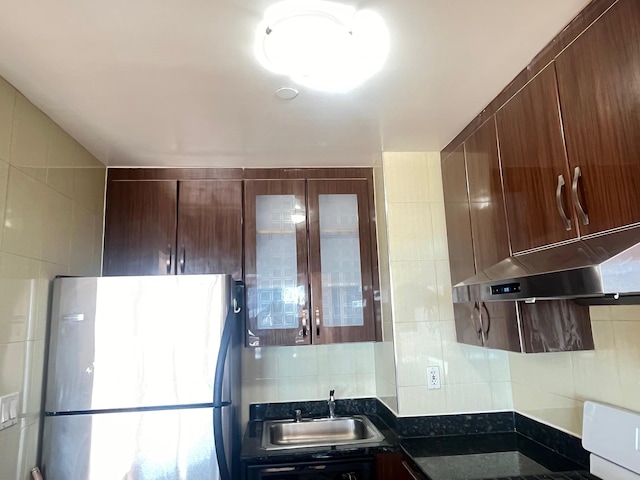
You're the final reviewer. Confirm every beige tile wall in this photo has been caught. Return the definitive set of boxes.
[241,343,377,424]
[510,305,640,436]
[381,152,513,416]
[373,157,398,413]
[0,76,105,480]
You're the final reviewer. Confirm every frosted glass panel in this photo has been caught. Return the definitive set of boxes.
[255,195,304,330]
[319,194,364,327]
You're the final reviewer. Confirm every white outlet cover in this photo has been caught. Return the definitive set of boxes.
[427,366,441,390]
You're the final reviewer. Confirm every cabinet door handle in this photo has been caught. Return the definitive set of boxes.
[301,309,308,337]
[481,302,491,339]
[471,303,482,340]
[555,174,572,231]
[401,461,421,480]
[180,246,186,273]
[571,166,589,226]
[315,308,321,336]
[166,244,173,274]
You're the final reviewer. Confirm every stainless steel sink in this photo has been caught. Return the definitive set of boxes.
[261,415,385,450]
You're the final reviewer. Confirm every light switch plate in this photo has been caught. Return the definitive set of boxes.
[0,392,19,431]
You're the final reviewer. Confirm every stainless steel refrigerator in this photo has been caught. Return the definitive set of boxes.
[41,274,243,480]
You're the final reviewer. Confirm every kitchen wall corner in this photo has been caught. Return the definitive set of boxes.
[0,75,106,480]
[510,305,640,436]
[373,154,398,413]
[380,151,513,417]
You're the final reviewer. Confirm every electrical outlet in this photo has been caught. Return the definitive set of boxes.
[427,366,441,390]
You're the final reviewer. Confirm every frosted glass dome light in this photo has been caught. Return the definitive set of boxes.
[254,0,389,92]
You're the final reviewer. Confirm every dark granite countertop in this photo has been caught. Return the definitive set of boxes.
[401,433,599,480]
[240,399,600,480]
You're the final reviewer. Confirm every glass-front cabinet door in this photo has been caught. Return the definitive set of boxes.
[244,180,310,346]
[307,179,376,343]
[244,175,378,346]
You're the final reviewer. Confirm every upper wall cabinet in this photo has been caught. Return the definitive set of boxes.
[496,64,577,253]
[443,124,521,352]
[496,0,640,252]
[555,0,640,236]
[443,120,593,353]
[103,169,243,279]
[244,169,380,347]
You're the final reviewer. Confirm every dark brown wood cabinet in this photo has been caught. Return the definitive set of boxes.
[555,0,640,237]
[496,64,577,253]
[465,119,521,352]
[375,452,426,480]
[103,180,178,276]
[442,145,482,348]
[443,120,593,353]
[244,169,380,347]
[443,124,520,352]
[103,169,243,279]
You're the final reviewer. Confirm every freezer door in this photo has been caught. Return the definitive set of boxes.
[41,407,222,480]
[45,274,233,413]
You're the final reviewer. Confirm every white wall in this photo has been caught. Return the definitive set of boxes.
[510,305,640,436]
[0,76,105,480]
[383,152,640,436]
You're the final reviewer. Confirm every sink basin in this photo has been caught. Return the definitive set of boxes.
[261,415,385,450]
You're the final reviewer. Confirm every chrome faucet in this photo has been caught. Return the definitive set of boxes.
[328,389,336,419]
[294,409,302,422]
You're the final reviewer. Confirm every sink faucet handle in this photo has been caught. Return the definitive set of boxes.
[329,389,335,400]
[294,409,302,422]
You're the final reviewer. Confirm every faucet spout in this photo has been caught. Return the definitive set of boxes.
[328,389,336,419]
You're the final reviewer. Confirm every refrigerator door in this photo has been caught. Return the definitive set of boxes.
[41,406,224,480]
[45,274,233,413]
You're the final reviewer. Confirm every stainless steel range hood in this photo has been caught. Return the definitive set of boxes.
[453,225,640,305]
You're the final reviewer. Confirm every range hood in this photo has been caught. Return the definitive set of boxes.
[453,225,640,305]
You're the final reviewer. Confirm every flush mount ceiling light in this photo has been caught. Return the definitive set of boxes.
[254,0,389,92]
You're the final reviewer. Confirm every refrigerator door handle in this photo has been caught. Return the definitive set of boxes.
[213,303,234,480]
[213,407,231,480]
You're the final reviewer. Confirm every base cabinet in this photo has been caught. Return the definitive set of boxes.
[375,452,426,480]
[246,457,375,480]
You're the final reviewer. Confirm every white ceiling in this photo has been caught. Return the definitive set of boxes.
[0,0,591,168]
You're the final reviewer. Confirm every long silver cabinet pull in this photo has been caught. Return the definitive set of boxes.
[572,166,589,226]
[166,244,173,274]
[180,246,186,273]
[556,174,571,231]
[315,308,321,336]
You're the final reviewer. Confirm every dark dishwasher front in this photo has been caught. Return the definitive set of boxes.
[246,457,375,480]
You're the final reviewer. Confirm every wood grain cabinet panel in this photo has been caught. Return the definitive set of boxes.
[307,179,376,344]
[442,146,475,285]
[177,180,242,278]
[555,0,640,236]
[103,174,243,279]
[244,179,310,347]
[103,181,177,276]
[496,64,577,252]
[244,174,379,346]
[442,147,482,347]
[442,125,592,353]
